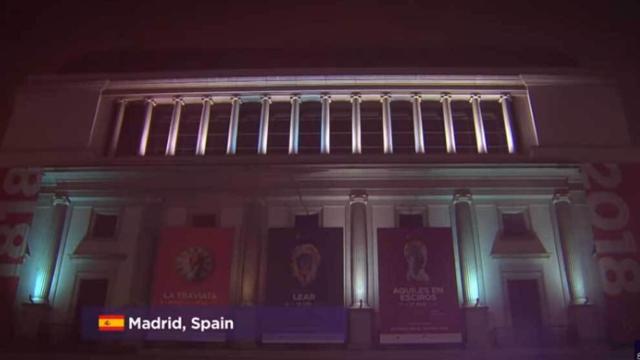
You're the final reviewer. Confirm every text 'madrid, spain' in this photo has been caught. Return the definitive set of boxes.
[98,313,234,333]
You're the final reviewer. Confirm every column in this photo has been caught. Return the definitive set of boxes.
[165,97,184,156]
[226,96,242,155]
[381,94,393,154]
[453,191,480,306]
[411,94,425,154]
[469,94,488,154]
[240,199,266,306]
[108,99,127,156]
[348,190,373,349]
[196,97,213,155]
[320,94,331,154]
[288,95,301,154]
[257,96,271,154]
[553,192,586,304]
[138,98,156,156]
[453,191,490,349]
[498,94,517,154]
[350,94,362,154]
[349,190,369,308]
[553,192,600,343]
[31,194,70,304]
[440,93,456,153]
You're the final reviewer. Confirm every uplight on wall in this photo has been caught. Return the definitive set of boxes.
[30,270,47,304]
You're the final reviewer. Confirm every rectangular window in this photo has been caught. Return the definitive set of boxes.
[299,101,321,154]
[421,100,447,154]
[115,101,146,156]
[295,213,320,228]
[90,212,119,239]
[191,213,218,228]
[330,101,352,154]
[502,212,529,237]
[236,102,261,155]
[175,103,201,156]
[450,100,477,154]
[267,102,291,154]
[390,101,414,154]
[482,101,510,154]
[398,213,424,228]
[206,102,231,155]
[146,104,173,156]
[361,101,383,154]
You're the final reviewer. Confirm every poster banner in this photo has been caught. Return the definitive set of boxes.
[0,168,41,201]
[0,168,41,340]
[0,168,41,266]
[263,227,345,343]
[151,227,235,306]
[584,163,640,344]
[377,227,462,344]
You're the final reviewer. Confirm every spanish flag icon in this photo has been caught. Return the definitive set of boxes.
[98,314,125,332]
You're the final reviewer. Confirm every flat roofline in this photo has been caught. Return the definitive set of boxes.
[21,68,613,91]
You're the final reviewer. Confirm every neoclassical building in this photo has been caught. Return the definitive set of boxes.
[1,71,638,349]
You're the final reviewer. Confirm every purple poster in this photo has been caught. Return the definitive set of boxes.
[377,227,462,344]
[263,227,345,343]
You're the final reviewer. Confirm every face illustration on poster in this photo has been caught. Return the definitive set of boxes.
[291,243,321,287]
[404,240,429,283]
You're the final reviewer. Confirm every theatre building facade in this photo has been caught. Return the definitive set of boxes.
[0,72,639,349]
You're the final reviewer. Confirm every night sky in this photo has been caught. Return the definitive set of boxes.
[1,0,639,143]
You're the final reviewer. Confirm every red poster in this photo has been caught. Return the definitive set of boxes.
[584,164,640,344]
[377,227,462,344]
[0,168,41,201]
[0,213,33,264]
[0,168,40,266]
[151,227,234,306]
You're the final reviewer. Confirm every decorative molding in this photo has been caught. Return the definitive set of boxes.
[261,95,272,104]
[440,92,453,102]
[320,94,332,102]
[552,190,571,203]
[469,93,482,102]
[52,194,70,206]
[453,190,472,203]
[349,190,368,204]
[290,94,301,103]
[498,93,511,103]
[69,252,127,261]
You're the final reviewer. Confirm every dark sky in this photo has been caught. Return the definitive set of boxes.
[1,0,639,143]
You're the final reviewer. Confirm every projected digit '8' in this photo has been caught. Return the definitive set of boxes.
[598,257,640,295]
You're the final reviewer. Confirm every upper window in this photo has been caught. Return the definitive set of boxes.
[502,212,529,237]
[109,93,517,157]
[295,213,320,228]
[90,211,119,240]
[191,213,218,228]
[330,101,352,154]
[390,101,414,154]
[299,101,321,154]
[267,102,292,154]
[114,101,145,156]
[398,213,424,228]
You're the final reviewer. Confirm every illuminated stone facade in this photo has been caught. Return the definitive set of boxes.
[1,73,637,348]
